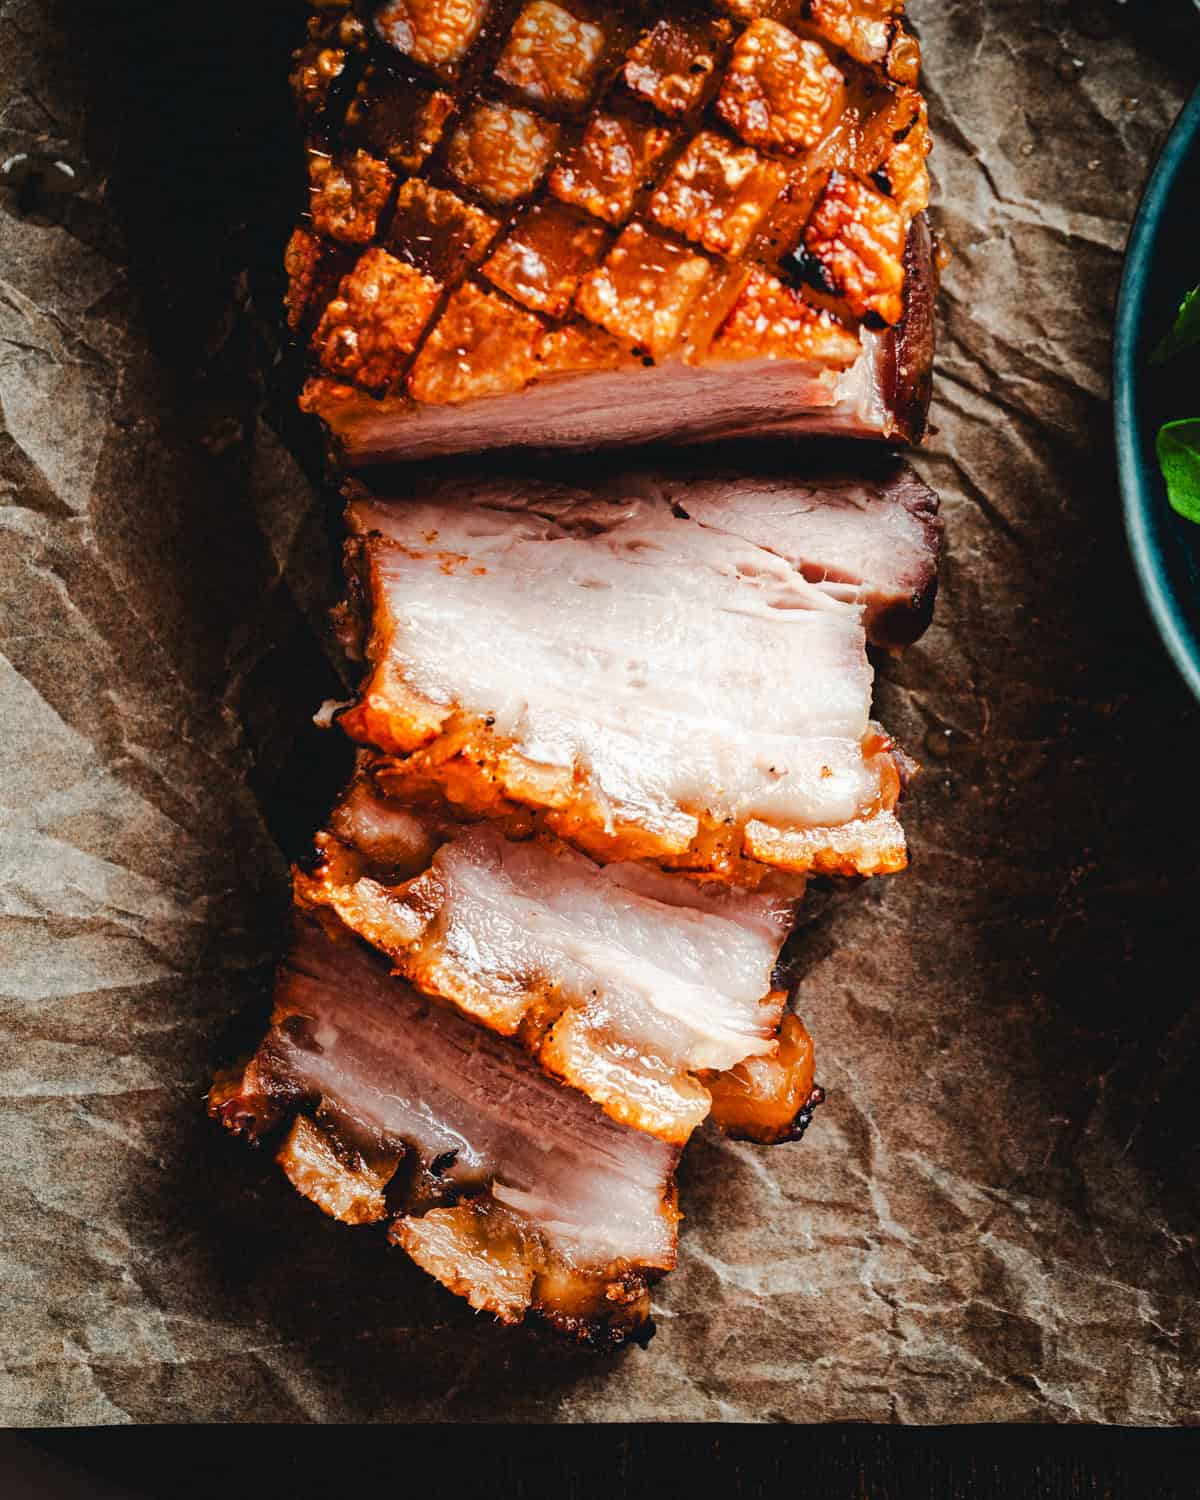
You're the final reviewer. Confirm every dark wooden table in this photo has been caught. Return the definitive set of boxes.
[8,1427,1200,1497]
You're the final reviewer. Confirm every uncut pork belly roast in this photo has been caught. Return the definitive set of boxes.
[286,0,934,461]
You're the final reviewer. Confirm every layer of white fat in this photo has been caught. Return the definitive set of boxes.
[336,344,891,463]
[428,823,794,1072]
[276,920,678,1266]
[354,499,881,832]
[653,470,934,606]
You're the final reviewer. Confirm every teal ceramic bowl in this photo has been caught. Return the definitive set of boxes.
[1115,87,1200,702]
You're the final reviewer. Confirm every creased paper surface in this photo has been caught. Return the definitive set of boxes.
[2,0,1199,1425]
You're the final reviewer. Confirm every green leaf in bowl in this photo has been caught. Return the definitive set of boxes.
[1151,285,1200,364]
[1157,418,1200,523]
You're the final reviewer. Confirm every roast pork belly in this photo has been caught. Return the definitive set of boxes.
[287,1,933,462]
[293,770,819,1144]
[211,915,680,1345]
[332,477,913,882]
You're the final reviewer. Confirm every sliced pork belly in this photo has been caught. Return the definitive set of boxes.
[293,770,818,1144]
[334,482,909,882]
[211,915,679,1345]
[287,1,933,462]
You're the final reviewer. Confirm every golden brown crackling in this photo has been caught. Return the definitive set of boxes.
[710,265,860,366]
[392,1199,665,1345]
[804,0,900,65]
[284,228,325,332]
[286,0,933,446]
[447,101,561,206]
[276,1114,398,1225]
[549,109,676,226]
[307,148,396,246]
[705,1013,817,1142]
[878,91,931,220]
[885,19,921,84]
[312,248,442,392]
[298,374,376,424]
[408,282,545,404]
[533,319,635,377]
[385,179,501,284]
[575,221,713,361]
[344,68,455,174]
[374,0,489,72]
[482,203,611,318]
[716,19,845,154]
[286,236,367,347]
[622,14,733,118]
[290,9,366,124]
[801,169,907,325]
[494,1,608,110]
[648,132,788,261]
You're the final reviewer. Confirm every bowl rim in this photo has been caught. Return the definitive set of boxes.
[1113,86,1200,705]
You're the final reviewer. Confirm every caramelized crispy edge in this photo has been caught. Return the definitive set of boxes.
[345,711,909,883]
[879,211,934,445]
[704,1012,823,1143]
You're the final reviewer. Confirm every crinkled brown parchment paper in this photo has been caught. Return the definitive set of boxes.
[2,0,1199,1425]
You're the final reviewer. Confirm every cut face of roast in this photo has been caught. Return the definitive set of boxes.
[648,454,941,649]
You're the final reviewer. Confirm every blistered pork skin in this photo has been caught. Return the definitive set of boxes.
[287,2,933,462]
[210,916,679,1345]
[294,772,820,1143]
[333,485,908,882]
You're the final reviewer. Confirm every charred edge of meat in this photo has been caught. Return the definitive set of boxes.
[867,571,938,652]
[207,918,680,1346]
[790,246,840,299]
[880,211,934,446]
[786,1084,827,1143]
[703,1013,820,1144]
[209,1057,665,1349]
[861,458,942,650]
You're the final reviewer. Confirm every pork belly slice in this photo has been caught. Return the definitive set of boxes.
[333,483,909,882]
[294,772,817,1144]
[288,0,934,462]
[211,916,679,1345]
